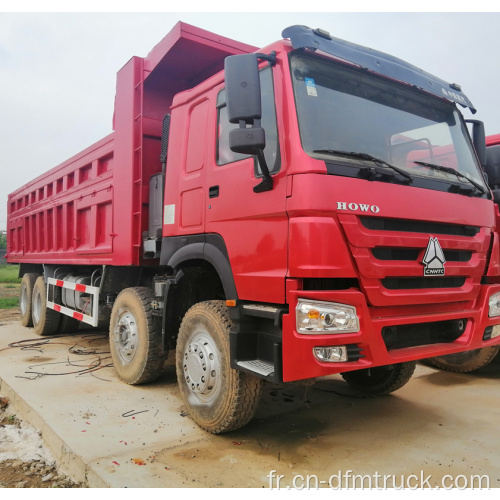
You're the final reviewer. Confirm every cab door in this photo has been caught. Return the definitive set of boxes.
[205,66,288,304]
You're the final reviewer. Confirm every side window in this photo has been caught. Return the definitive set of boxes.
[216,66,280,175]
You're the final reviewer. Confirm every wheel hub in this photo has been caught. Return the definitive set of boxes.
[113,311,138,363]
[20,284,28,316]
[183,331,219,403]
[32,288,41,325]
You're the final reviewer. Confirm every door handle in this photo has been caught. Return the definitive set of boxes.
[209,185,219,198]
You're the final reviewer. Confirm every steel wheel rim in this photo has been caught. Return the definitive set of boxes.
[113,310,139,363]
[32,287,42,325]
[20,283,28,317]
[182,326,221,404]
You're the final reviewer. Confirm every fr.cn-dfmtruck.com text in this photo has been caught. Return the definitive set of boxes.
[267,470,490,490]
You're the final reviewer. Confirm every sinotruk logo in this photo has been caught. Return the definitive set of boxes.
[422,237,446,276]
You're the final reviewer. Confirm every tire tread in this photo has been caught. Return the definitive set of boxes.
[426,346,500,373]
[341,361,416,396]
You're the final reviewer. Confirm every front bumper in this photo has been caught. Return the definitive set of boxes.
[282,283,500,382]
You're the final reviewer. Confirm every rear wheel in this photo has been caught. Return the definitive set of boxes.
[19,273,39,327]
[341,361,416,396]
[109,287,167,385]
[58,314,80,334]
[32,276,60,336]
[53,285,80,334]
[176,301,264,434]
[425,346,500,373]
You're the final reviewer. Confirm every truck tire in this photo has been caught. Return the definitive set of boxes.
[109,287,167,385]
[31,276,60,336]
[341,361,416,396]
[176,301,264,434]
[425,346,500,373]
[19,273,39,327]
[52,285,80,334]
[58,314,80,334]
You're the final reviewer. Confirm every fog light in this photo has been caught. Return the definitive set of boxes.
[313,346,348,363]
[296,299,359,334]
[489,292,500,317]
[485,324,500,340]
[492,325,500,339]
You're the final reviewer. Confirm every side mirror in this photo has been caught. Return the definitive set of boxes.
[225,53,262,126]
[225,53,266,155]
[224,52,276,193]
[466,119,486,167]
[229,127,265,155]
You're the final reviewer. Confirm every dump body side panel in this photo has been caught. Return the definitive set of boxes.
[7,134,116,264]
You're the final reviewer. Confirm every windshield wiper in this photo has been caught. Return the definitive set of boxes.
[413,161,486,195]
[314,150,413,183]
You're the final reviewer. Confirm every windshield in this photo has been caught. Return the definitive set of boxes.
[290,52,487,191]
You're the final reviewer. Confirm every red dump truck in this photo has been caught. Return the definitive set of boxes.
[7,22,500,433]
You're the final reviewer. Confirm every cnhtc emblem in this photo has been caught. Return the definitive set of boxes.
[422,237,446,276]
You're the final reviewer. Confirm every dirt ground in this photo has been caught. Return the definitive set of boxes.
[0,283,19,298]
[0,284,86,488]
[0,283,20,324]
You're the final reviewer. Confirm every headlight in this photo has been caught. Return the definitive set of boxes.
[489,292,500,317]
[296,299,359,334]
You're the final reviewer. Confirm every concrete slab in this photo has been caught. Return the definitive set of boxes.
[1,319,500,489]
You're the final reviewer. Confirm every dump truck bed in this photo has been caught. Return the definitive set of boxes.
[7,22,256,266]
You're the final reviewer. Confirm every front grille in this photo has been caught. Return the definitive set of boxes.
[360,217,479,237]
[372,248,472,262]
[382,319,467,350]
[303,278,359,290]
[338,214,487,306]
[381,277,466,290]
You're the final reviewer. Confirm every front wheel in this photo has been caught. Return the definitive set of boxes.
[175,301,264,434]
[341,361,416,396]
[425,346,500,373]
[109,287,167,385]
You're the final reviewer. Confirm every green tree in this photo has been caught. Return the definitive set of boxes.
[0,233,6,250]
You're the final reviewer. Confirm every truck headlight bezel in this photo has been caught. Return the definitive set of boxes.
[296,299,359,334]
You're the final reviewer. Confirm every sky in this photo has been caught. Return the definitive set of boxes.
[2,9,500,231]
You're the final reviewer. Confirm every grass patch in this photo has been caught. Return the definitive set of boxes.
[0,297,19,309]
[0,265,20,283]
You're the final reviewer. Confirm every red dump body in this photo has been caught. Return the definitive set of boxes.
[6,22,256,266]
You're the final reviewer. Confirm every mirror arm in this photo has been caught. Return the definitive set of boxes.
[254,149,273,193]
[256,51,277,66]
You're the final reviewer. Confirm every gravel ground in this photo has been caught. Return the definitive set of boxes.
[0,396,87,488]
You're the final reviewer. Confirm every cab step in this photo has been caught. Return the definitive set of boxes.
[236,359,275,378]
